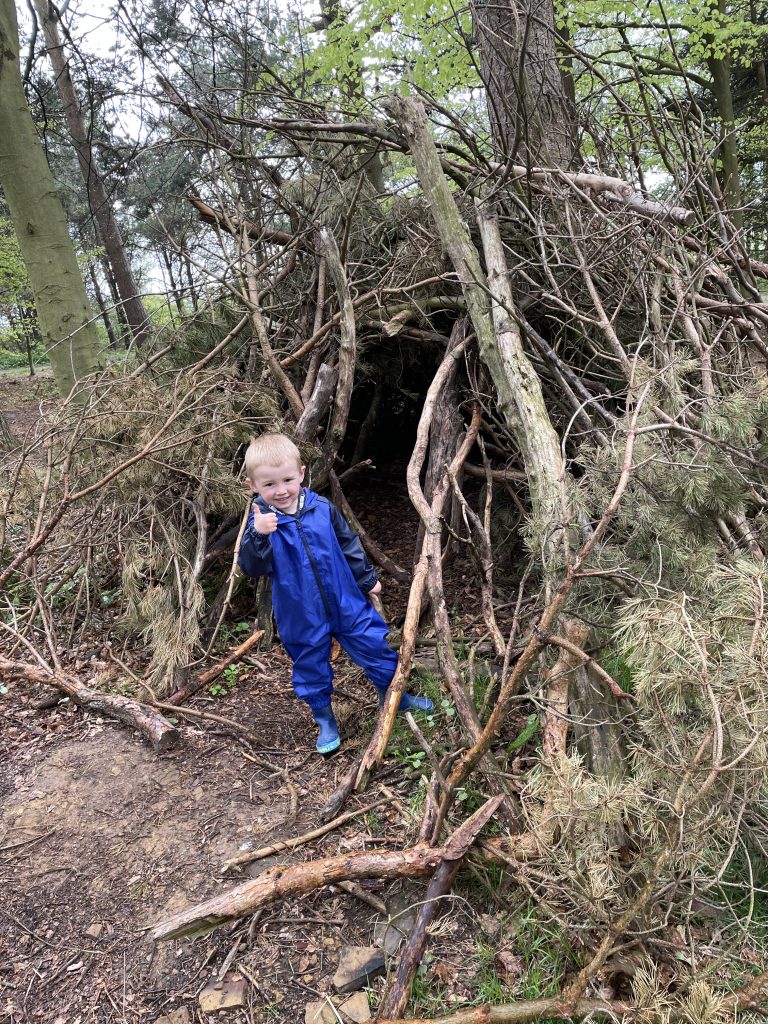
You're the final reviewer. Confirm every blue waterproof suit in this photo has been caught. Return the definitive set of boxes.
[238,488,398,711]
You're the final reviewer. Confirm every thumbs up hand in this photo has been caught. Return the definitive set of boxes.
[252,503,278,535]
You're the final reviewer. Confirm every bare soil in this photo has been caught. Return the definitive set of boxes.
[0,651,422,1024]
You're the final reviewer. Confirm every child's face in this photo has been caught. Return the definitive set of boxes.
[248,459,305,514]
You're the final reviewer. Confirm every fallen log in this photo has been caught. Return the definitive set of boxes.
[376,996,632,1024]
[150,844,445,942]
[0,656,178,752]
[375,965,768,1023]
[378,796,504,1020]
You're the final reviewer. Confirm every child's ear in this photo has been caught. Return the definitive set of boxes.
[245,476,258,494]
[299,465,306,483]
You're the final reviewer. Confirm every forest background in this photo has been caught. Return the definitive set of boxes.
[2,0,768,1022]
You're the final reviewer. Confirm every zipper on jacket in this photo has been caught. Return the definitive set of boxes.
[296,517,334,619]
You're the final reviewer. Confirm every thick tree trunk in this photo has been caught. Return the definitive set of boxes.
[0,0,103,396]
[32,0,151,345]
[471,0,577,167]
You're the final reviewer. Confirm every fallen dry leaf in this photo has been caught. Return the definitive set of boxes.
[496,948,524,984]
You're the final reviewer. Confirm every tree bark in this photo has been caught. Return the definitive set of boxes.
[32,0,152,345]
[413,329,465,564]
[0,412,16,450]
[86,257,118,349]
[707,44,743,231]
[471,0,577,166]
[293,362,338,442]
[150,844,445,941]
[0,0,103,396]
[0,657,178,751]
[319,227,356,474]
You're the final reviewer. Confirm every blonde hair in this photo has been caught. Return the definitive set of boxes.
[244,433,302,480]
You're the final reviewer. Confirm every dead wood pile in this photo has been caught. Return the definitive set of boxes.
[3,78,768,1024]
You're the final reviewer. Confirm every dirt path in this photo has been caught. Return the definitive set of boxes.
[0,655,411,1024]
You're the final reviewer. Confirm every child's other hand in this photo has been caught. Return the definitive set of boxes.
[252,503,278,535]
[368,580,382,596]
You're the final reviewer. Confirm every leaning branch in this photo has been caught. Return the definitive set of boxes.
[166,629,265,705]
[378,796,504,1020]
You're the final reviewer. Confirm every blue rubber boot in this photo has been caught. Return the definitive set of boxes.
[377,688,434,714]
[311,704,341,755]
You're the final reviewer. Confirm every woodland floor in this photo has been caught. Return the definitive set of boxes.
[0,374,510,1024]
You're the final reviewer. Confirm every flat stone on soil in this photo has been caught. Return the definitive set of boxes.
[373,890,417,955]
[305,999,337,1024]
[154,1010,191,1024]
[199,973,248,1013]
[339,991,371,1022]
[332,946,386,993]
[373,915,416,955]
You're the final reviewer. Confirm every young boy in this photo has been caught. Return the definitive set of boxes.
[238,433,432,754]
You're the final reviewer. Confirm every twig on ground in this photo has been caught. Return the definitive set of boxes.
[336,880,388,915]
[167,629,265,705]
[221,795,392,872]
